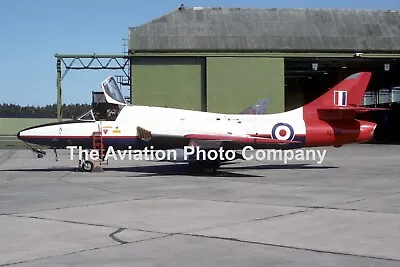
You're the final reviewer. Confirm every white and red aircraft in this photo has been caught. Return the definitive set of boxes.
[17,72,384,173]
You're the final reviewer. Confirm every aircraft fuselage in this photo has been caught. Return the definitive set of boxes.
[17,105,376,151]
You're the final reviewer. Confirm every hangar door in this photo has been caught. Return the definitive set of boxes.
[206,57,284,114]
[131,57,205,111]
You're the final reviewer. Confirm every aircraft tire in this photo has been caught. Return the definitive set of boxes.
[37,153,43,158]
[82,160,94,172]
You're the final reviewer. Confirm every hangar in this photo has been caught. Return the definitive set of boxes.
[53,7,400,142]
[128,7,400,116]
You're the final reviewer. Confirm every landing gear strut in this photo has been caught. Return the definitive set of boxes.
[53,148,59,161]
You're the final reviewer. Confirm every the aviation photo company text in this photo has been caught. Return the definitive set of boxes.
[67,145,327,165]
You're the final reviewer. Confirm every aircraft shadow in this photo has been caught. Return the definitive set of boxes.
[104,164,264,178]
[0,163,337,177]
[102,162,336,177]
[0,167,77,172]
[0,164,261,178]
[222,163,338,170]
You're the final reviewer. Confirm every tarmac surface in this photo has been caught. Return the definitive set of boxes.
[0,144,399,266]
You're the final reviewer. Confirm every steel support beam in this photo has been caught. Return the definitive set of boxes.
[54,54,131,121]
[56,58,62,121]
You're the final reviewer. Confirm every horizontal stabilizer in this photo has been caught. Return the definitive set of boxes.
[318,106,389,112]
[317,106,390,120]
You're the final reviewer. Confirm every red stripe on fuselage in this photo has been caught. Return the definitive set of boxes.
[20,135,139,139]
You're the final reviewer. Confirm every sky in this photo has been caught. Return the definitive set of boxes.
[0,0,399,106]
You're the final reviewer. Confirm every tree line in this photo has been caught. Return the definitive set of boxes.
[0,103,92,118]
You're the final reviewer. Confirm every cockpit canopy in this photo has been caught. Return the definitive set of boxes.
[101,76,127,106]
[77,76,127,122]
[78,110,95,121]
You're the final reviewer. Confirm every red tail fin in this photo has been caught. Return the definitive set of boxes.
[303,72,372,120]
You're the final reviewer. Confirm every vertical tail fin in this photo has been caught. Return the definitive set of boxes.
[303,72,372,119]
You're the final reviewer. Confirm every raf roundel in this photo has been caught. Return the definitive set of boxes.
[271,123,295,141]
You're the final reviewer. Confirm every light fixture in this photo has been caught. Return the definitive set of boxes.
[312,63,318,71]
[384,63,390,71]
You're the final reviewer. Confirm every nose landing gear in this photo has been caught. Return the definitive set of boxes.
[24,143,47,158]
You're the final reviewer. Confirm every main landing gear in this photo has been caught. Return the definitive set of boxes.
[77,150,106,172]
[77,150,94,172]
[187,160,221,175]
[79,159,94,172]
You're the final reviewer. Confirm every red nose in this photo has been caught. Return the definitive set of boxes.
[357,120,377,143]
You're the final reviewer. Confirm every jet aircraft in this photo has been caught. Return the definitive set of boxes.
[17,72,385,173]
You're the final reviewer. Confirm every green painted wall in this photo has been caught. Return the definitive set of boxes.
[206,57,284,114]
[131,57,204,111]
[0,118,56,136]
[0,118,56,149]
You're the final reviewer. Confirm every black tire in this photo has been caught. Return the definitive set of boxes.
[188,161,220,175]
[37,153,44,158]
[82,160,94,172]
[187,162,201,174]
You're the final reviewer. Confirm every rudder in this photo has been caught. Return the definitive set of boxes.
[303,72,372,119]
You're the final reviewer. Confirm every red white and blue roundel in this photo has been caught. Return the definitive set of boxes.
[271,123,295,141]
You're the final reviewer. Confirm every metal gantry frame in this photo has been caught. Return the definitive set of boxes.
[55,54,131,121]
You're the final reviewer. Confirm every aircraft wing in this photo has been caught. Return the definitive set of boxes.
[137,126,298,145]
[183,134,297,144]
[240,98,269,114]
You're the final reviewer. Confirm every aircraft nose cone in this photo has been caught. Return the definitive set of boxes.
[17,129,30,142]
[17,130,23,140]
